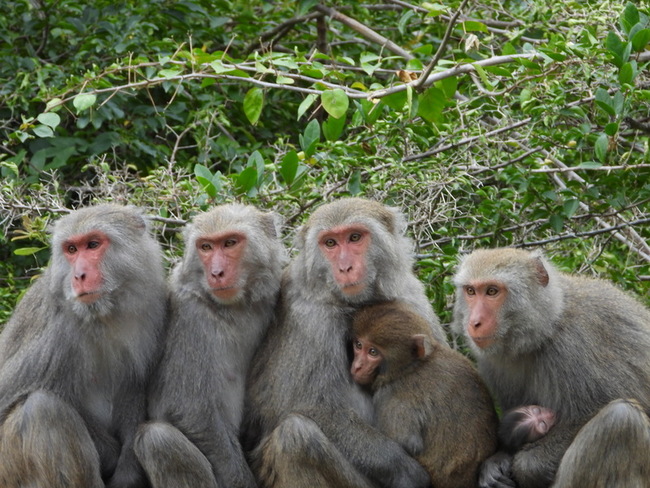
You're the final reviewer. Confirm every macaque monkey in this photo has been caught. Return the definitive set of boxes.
[351,300,498,488]
[0,205,167,488]
[135,204,286,488]
[245,198,446,488]
[553,398,650,487]
[498,406,556,453]
[451,247,650,488]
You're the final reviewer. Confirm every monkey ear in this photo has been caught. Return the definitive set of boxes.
[412,334,433,359]
[260,212,283,240]
[533,257,550,287]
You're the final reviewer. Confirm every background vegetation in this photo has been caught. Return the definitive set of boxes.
[1,0,649,331]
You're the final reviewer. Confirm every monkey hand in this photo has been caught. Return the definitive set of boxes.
[385,454,430,488]
[478,451,517,488]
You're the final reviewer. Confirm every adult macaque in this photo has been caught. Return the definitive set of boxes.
[0,205,167,488]
[351,301,498,488]
[498,406,556,453]
[451,247,650,488]
[245,198,445,488]
[135,204,286,488]
[553,398,650,488]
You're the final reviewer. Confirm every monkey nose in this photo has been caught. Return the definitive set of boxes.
[75,272,86,281]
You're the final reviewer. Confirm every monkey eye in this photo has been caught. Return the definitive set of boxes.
[224,238,238,248]
[199,242,213,251]
[87,240,100,250]
[464,286,476,296]
[486,286,500,296]
[349,232,362,242]
[353,339,362,349]
[324,238,337,248]
[66,244,78,254]
[369,347,379,357]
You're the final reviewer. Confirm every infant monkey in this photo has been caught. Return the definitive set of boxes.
[351,300,498,488]
[499,405,557,453]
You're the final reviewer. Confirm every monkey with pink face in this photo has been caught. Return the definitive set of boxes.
[0,205,167,488]
[452,247,650,488]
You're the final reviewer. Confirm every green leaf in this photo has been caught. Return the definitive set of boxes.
[631,28,650,51]
[462,21,488,33]
[563,199,580,218]
[348,170,362,195]
[383,91,407,111]
[73,93,97,113]
[619,62,635,84]
[594,88,615,117]
[578,161,603,169]
[300,119,320,157]
[194,164,219,198]
[604,122,619,136]
[37,113,61,129]
[236,166,258,195]
[620,2,640,35]
[159,68,181,79]
[321,89,349,119]
[297,0,319,17]
[417,87,445,123]
[14,247,47,256]
[398,10,416,35]
[549,215,564,233]
[438,76,458,99]
[298,93,318,120]
[33,125,54,138]
[243,87,264,125]
[276,75,294,85]
[280,150,299,186]
[322,113,346,141]
[594,133,609,163]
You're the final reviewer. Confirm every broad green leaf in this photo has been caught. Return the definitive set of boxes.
[247,150,265,184]
[594,88,615,117]
[297,93,318,120]
[348,170,362,195]
[604,122,619,136]
[438,76,458,99]
[73,93,97,113]
[45,98,63,112]
[462,21,488,33]
[322,114,346,141]
[612,91,625,116]
[243,87,264,125]
[37,113,61,129]
[383,91,407,111]
[297,0,319,17]
[620,2,640,35]
[563,199,580,218]
[33,125,54,138]
[549,215,564,233]
[594,133,609,163]
[398,10,416,35]
[619,62,635,84]
[280,150,299,185]
[236,167,258,195]
[159,68,181,79]
[631,28,650,52]
[276,75,294,85]
[321,89,349,119]
[473,64,494,90]
[417,87,445,124]
[194,164,219,198]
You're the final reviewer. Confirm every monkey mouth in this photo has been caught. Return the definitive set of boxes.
[211,286,240,300]
[471,335,496,349]
[77,291,101,304]
[341,282,366,295]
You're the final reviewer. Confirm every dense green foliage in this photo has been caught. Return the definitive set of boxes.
[2,0,649,325]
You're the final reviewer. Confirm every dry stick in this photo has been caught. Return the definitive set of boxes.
[415,0,470,91]
[314,4,415,60]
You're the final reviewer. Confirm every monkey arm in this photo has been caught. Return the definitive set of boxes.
[302,406,430,488]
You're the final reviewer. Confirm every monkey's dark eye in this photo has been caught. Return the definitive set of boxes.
[324,238,337,248]
[353,340,362,349]
[349,233,362,242]
[87,241,100,250]
[224,239,238,248]
[66,244,77,254]
[465,286,475,296]
[486,286,499,296]
[369,347,379,357]
[200,242,212,251]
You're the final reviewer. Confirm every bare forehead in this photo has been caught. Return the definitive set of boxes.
[457,248,535,281]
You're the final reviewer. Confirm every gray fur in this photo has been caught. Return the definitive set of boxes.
[244,198,441,488]
[452,247,650,488]
[0,204,167,488]
[135,204,286,488]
